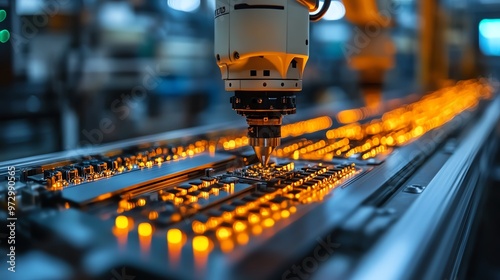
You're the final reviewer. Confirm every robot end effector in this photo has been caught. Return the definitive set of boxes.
[214,0,331,166]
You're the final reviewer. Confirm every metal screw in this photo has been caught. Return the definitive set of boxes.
[404,184,426,194]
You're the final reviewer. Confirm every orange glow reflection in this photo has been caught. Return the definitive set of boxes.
[192,236,211,273]
[139,235,151,257]
[112,227,128,250]
[220,239,234,253]
[167,229,185,267]
[236,233,249,245]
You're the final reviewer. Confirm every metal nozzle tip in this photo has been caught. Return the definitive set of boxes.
[250,137,280,167]
[253,145,275,167]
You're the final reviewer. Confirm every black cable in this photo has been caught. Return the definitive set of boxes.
[309,0,331,22]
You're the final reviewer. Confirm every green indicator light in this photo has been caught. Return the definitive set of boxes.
[0,10,6,23]
[0,29,10,43]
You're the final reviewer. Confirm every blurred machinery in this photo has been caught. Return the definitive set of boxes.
[1,1,500,280]
[343,0,396,108]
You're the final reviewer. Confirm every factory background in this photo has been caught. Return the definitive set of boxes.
[1,0,498,161]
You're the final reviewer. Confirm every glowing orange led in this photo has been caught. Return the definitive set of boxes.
[272,212,281,220]
[119,200,134,210]
[260,208,270,217]
[262,218,275,228]
[115,215,129,229]
[235,206,247,215]
[167,229,183,244]
[137,198,146,207]
[281,210,290,219]
[216,227,232,240]
[236,233,249,245]
[193,236,210,252]
[207,217,221,229]
[220,239,234,253]
[233,221,247,233]
[138,222,153,236]
[252,225,263,235]
[192,221,207,234]
[248,213,260,224]
[148,211,158,220]
[337,109,362,124]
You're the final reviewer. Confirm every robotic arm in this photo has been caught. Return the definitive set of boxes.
[214,0,331,166]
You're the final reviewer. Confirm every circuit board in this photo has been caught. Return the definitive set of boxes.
[0,79,496,280]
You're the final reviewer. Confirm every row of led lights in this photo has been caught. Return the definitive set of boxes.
[112,164,357,253]
[288,81,488,161]
[210,165,357,250]
[281,80,491,162]
[114,214,253,252]
[114,216,199,249]
[328,80,492,160]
